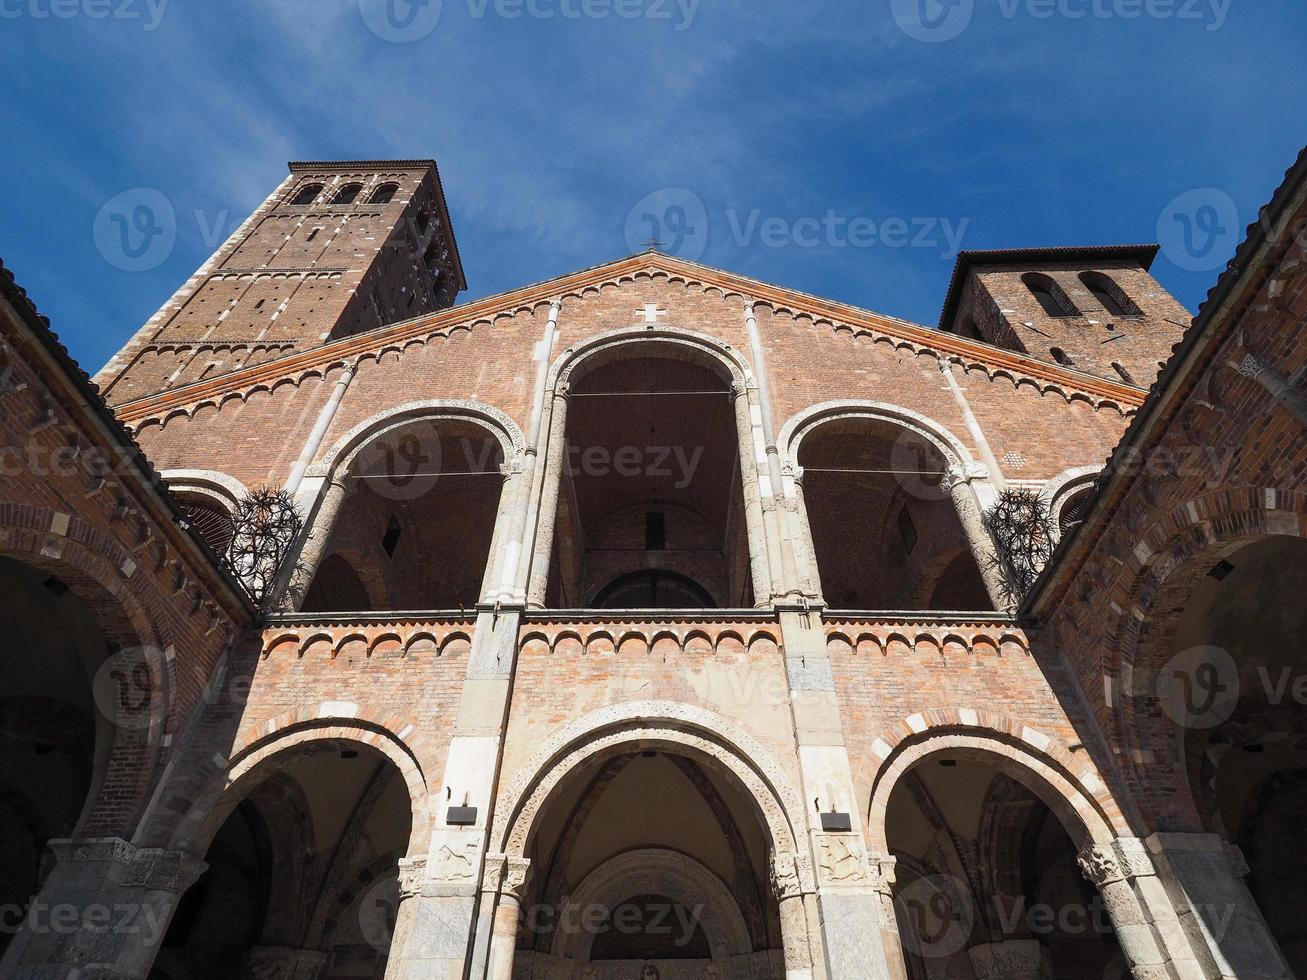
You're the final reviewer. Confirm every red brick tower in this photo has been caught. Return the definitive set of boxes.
[939,245,1191,387]
[95,160,465,404]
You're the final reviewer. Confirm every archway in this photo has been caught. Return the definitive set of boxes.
[151,738,415,980]
[1156,534,1307,974]
[0,556,120,960]
[879,746,1127,980]
[787,407,993,610]
[295,403,522,612]
[489,706,812,978]
[535,333,762,609]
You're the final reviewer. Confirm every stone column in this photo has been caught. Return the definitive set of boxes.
[526,386,569,608]
[484,855,532,980]
[945,465,1009,612]
[733,382,776,605]
[1145,832,1293,980]
[1233,351,1307,428]
[772,851,817,980]
[282,474,352,610]
[0,838,206,980]
[385,608,524,980]
[1076,837,1206,979]
[869,855,908,980]
[787,469,824,601]
[966,940,1053,980]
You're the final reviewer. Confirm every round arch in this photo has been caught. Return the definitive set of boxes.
[163,720,430,860]
[866,727,1122,853]
[1103,490,1307,828]
[529,328,771,608]
[493,701,805,859]
[778,399,978,481]
[551,848,752,963]
[159,468,251,512]
[308,398,525,481]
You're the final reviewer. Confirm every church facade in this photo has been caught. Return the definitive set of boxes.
[0,150,1304,980]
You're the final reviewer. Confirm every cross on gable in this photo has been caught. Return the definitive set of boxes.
[636,304,668,327]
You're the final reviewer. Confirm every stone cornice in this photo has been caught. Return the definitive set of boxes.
[111,253,1146,425]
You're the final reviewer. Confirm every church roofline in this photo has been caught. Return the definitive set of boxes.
[938,243,1161,330]
[109,249,1147,424]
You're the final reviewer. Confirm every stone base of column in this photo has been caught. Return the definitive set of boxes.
[967,940,1052,980]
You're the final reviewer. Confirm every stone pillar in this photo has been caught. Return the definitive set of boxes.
[245,946,329,979]
[526,386,569,608]
[0,838,206,980]
[733,381,776,605]
[772,851,817,980]
[1076,837,1206,979]
[869,855,908,980]
[385,608,523,979]
[777,610,895,980]
[282,474,351,610]
[787,469,824,601]
[967,940,1053,980]
[1233,351,1307,428]
[945,464,1009,612]
[484,855,532,980]
[1145,832,1293,980]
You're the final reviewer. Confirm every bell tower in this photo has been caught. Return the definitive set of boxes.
[939,245,1191,388]
[96,159,465,404]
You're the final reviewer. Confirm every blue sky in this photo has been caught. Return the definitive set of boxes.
[1,0,1304,374]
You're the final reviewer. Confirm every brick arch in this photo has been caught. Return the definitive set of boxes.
[0,512,175,839]
[1104,489,1307,829]
[309,398,525,479]
[549,325,752,391]
[865,713,1123,852]
[156,711,431,859]
[493,701,805,859]
[777,399,977,477]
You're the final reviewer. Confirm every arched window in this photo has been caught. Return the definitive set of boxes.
[331,183,363,206]
[1050,347,1074,367]
[289,183,323,206]
[1057,487,1094,535]
[1112,362,1135,385]
[369,182,400,205]
[1079,272,1140,317]
[594,570,716,609]
[1023,273,1078,318]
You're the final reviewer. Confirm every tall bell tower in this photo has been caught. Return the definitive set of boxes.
[96,159,465,404]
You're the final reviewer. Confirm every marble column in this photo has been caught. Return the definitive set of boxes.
[772,851,817,980]
[282,474,352,610]
[1145,833,1293,980]
[0,837,206,980]
[1076,837,1205,979]
[526,386,569,608]
[945,464,1009,612]
[484,855,532,980]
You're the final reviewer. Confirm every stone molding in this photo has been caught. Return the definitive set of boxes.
[47,838,207,893]
[1076,838,1155,886]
